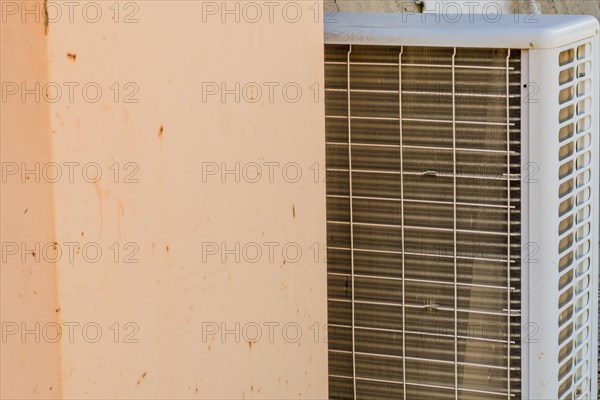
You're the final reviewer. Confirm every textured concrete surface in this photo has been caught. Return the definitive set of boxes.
[537,0,600,21]
[325,0,600,20]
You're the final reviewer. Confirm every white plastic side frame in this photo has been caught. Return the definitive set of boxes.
[526,35,599,399]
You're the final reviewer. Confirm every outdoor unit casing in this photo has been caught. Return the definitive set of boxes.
[324,13,599,399]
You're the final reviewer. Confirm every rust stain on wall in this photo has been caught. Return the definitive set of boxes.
[117,199,125,240]
[136,371,147,385]
[43,0,49,35]
[93,181,104,237]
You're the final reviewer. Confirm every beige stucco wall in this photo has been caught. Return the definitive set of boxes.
[2,1,327,398]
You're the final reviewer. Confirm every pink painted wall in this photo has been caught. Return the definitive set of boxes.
[2,1,327,398]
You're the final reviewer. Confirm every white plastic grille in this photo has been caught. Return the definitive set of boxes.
[555,40,595,400]
[325,45,522,399]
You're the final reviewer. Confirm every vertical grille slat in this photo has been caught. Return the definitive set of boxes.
[326,45,522,399]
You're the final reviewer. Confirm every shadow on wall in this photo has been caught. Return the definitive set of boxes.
[325,0,600,21]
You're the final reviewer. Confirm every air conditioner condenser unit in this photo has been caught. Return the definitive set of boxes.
[324,12,599,400]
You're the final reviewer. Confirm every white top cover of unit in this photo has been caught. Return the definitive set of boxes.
[324,12,600,49]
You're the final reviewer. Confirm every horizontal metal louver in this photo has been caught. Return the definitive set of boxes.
[325,45,522,399]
